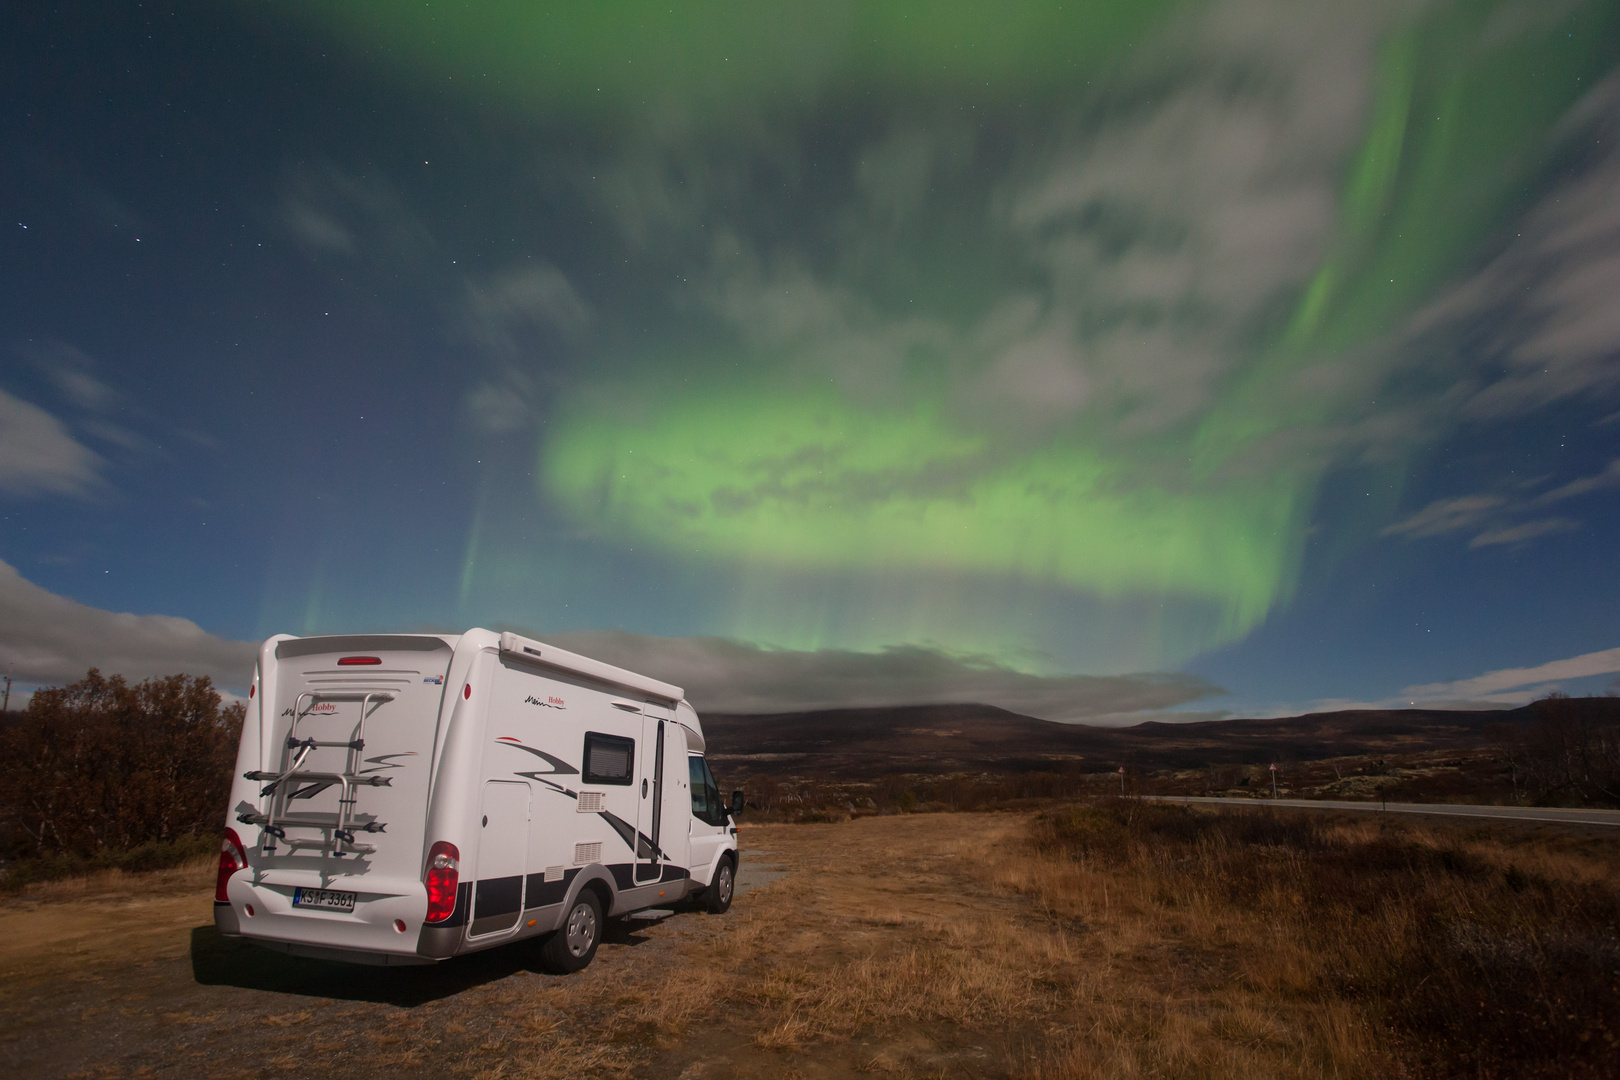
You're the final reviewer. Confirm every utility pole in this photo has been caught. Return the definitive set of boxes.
[2,665,11,713]
[1268,762,1278,797]
[1118,765,1126,796]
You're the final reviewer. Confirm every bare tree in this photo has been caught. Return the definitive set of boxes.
[1518,694,1620,807]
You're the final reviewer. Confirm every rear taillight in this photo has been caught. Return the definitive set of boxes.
[338,656,381,665]
[423,841,460,923]
[216,828,248,903]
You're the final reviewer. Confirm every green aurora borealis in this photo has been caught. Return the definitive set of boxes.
[286,0,1620,669]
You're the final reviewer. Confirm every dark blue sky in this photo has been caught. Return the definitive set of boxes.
[3,1,1618,720]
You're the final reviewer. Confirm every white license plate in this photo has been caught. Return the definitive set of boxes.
[292,887,356,912]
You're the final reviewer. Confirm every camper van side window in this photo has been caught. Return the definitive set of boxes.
[689,755,726,826]
[701,758,725,823]
[582,732,635,785]
[688,755,710,818]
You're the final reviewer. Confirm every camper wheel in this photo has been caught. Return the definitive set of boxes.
[706,857,735,914]
[542,888,603,973]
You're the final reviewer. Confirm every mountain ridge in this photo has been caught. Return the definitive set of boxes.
[702,698,1615,777]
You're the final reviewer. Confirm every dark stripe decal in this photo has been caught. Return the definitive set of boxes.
[474,874,524,918]
[496,739,579,775]
[600,810,637,852]
[598,809,670,862]
[523,867,580,908]
[609,862,688,891]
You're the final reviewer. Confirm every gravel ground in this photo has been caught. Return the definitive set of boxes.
[1,818,1042,1079]
[0,843,780,1079]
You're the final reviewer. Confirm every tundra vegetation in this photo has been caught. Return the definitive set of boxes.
[1,675,1616,1078]
[4,806,1616,1077]
[719,693,1620,823]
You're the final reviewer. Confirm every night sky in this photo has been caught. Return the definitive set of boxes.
[3,1,1619,721]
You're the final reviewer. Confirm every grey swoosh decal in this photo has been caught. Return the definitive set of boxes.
[517,773,579,798]
[495,738,579,776]
[358,752,417,775]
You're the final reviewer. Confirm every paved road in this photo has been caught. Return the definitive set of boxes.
[1153,796,1620,827]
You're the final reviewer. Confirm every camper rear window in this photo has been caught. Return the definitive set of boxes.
[582,732,635,785]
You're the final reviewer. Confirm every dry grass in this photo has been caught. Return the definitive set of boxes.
[7,852,215,903]
[995,801,1620,1079]
[454,808,1619,1078]
[0,855,217,985]
[471,813,1067,1077]
[8,809,1615,1080]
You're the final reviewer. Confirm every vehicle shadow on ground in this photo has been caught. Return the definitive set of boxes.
[189,917,667,1007]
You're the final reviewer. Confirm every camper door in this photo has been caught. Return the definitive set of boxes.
[635,712,668,883]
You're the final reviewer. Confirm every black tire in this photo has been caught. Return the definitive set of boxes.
[705,857,735,914]
[541,888,603,973]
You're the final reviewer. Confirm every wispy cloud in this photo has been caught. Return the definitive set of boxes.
[1468,517,1580,548]
[280,163,436,265]
[283,200,354,254]
[19,339,119,412]
[1381,495,1505,539]
[0,562,1226,722]
[1411,72,1620,422]
[463,372,538,435]
[1402,645,1620,702]
[1383,457,1620,549]
[1533,458,1620,505]
[0,389,101,496]
[532,628,1224,723]
[460,264,592,434]
[464,265,592,352]
[0,559,256,690]
[609,0,1385,450]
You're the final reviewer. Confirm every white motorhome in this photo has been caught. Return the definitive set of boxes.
[214,629,741,971]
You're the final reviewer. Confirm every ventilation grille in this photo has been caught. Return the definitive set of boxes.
[576,791,605,813]
[573,841,602,865]
[544,865,565,883]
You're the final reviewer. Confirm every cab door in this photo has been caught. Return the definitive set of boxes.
[687,755,729,884]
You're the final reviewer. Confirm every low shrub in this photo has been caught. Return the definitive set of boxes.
[1027,800,1620,1079]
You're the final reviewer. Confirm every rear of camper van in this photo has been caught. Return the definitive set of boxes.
[214,633,460,965]
[215,628,739,969]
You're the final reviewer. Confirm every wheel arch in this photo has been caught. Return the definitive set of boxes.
[695,840,737,887]
[555,866,616,930]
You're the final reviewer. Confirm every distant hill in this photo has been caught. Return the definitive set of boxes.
[702,698,1619,778]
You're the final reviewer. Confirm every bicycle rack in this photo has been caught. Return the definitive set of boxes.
[238,690,393,857]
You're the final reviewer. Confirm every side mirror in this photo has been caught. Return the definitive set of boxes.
[730,790,745,816]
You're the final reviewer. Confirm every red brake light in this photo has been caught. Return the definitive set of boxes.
[337,656,381,666]
[216,828,248,903]
[463,683,471,700]
[423,841,460,923]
